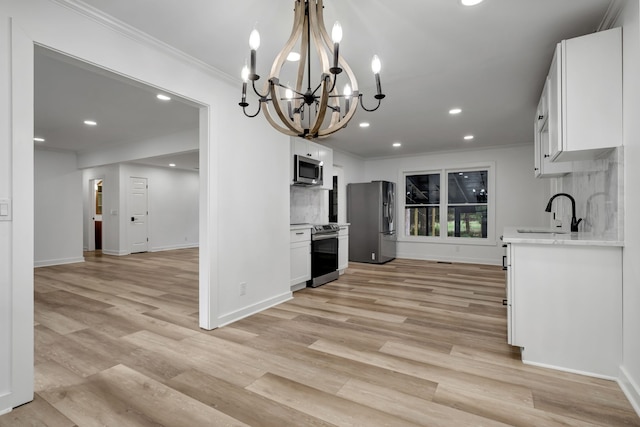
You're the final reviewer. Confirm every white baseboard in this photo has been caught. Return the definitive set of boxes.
[151,243,199,252]
[34,256,85,268]
[619,366,640,417]
[216,292,293,328]
[101,249,128,256]
[521,359,617,381]
[0,407,11,416]
[395,251,501,266]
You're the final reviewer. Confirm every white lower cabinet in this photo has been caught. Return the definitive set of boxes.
[506,242,622,378]
[290,228,311,291]
[338,225,349,273]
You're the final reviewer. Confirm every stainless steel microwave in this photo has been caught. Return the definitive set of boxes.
[293,155,323,186]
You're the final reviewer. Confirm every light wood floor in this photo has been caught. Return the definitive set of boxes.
[1,249,638,426]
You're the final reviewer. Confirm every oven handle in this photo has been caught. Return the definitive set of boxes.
[311,234,338,241]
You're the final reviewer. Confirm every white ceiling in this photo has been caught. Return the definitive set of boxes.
[34,0,616,164]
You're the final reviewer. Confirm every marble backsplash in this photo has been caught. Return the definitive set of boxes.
[290,185,328,224]
[556,147,623,239]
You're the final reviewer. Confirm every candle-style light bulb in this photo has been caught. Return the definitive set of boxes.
[330,21,343,74]
[241,65,249,82]
[343,83,352,114]
[239,64,250,107]
[371,55,384,99]
[331,22,343,43]
[249,29,260,80]
[249,29,261,50]
[285,87,294,120]
[371,55,381,74]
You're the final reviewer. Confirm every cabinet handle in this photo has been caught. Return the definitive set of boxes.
[544,154,550,158]
[534,168,539,171]
[538,115,544,120]
[296,232,304,235]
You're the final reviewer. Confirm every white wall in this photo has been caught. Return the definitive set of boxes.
[0,13,12,404]
[362,144,547,265]
[1,0,290,412]
[120,163,199,252]
[618,0,640,414]
[34,149,84,267]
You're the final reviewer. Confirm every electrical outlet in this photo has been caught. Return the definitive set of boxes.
[240,282,247,296]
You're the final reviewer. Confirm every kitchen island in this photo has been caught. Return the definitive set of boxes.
[502,226,623,379]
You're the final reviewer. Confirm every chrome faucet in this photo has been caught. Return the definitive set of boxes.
[545,193,582,232]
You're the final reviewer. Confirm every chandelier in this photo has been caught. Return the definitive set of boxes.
[239,0,385,140]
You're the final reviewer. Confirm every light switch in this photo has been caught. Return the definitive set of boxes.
[0,198,11,221]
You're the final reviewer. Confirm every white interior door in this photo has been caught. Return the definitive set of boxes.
[129,177,148,253]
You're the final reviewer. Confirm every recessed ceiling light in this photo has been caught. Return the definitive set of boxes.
[392,142,402,147]
[449,108,462,115]
[169,163,176,167]
[33,137,45,142]
[359,122,370,128]
[464,135,474,140]
[84,120,97,126]
[287,52,301,61]
[157,94,171,101]
[461,0,484,6]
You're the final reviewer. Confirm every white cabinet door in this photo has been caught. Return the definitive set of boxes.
[338,226,349,273]
[318,144,333,190]
[509,243,622,378]
[293,139,319,160]
[290,229,311,288]
[548,28,622,162]
[534,78,570,178]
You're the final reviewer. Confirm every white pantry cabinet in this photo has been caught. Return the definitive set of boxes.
[290,227,311,291]
[547,27,622,162]
[506,241,622,378]
[533,77,570,178]
[338,225,349,273]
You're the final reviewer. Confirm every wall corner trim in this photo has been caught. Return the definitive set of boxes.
[619,366,640,418]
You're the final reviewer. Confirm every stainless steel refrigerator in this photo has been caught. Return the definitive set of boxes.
[347,181,397,264]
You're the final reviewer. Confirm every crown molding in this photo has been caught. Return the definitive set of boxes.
[48,0,237,85]
[598,0,626,31]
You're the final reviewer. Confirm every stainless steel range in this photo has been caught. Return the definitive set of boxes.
[308,224,340,288]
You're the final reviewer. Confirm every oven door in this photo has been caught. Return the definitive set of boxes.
[310,234,338,286]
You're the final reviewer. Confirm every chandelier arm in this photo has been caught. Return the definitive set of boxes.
[308,0,331,82]
[241,101,263,118]
[268,79,304,135]
[317,89,360,138]
[262,0,305,135]
[358,93,382,112]
[250,79,270,99]
[262,102,300,137]
[308,75,331,137]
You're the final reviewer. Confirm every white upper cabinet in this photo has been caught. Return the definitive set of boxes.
[293,139,320,160]
[534,77,571,178]
[547,27,622,162]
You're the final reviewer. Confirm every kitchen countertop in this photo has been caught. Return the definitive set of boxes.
[502,226,623,247]
[290,223,312,230]
[289,223,350,230]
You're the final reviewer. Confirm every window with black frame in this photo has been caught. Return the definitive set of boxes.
[405,173,440,237]
[447,170,488,238]
[404,168,490,240]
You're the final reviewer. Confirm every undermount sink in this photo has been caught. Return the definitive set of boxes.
[517,228,568,234]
